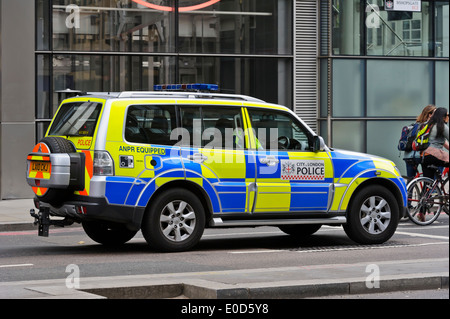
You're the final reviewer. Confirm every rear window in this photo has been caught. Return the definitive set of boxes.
[48,102,102,137]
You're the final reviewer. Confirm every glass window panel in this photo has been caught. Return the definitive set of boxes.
[332,59,364,117]
[320,59,329,118]
[125,105,177,145]
[366,0,432,57]
[319,120,329,146]
[332,121,364,153]
[178,0,292,54]
[366,60,432,117]
[51,0,175,52]
[436,61,449,109]
[178,57,292,108]
[202,107,244,149]
[37,55,51,119]
[367,120,413,176]
[332,0,362,55]
[36,122,51,144]
[36,0,51,50]
[50,54,175,113]
[179,106,202,147]
[436,1,449,57]
[248,109,312,151]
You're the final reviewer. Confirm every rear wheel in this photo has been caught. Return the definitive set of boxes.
[442,178,448,216]
[343,185,399,244]
[141,188,205,252]
[407,177,442,225]
[82,221,137,246]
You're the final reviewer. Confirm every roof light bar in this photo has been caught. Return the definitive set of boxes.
[154,84,219,92]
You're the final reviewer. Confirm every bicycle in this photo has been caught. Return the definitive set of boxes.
[406,165,449,225]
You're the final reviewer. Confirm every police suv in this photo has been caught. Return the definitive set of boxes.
[26,85,408,252]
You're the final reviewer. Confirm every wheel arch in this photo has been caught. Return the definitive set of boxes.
[143,179,215,225]
[345,177,406,219]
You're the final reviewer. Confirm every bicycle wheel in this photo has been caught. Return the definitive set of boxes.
[407,177,442,225]
[442,177,449,216]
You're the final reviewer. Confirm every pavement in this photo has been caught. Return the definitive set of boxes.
[0,198,448,299]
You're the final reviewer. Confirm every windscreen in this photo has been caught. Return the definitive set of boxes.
[48,102,102,137]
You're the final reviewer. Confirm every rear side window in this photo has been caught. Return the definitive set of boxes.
[125,105,177,145]
[48,102,102,137]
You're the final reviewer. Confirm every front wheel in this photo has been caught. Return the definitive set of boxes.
[407,177,442,225]
[141,188,205,252]
[343,185,399,244]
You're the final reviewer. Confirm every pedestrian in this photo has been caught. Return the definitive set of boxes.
[422,107,449,179]
[403,105,436,178]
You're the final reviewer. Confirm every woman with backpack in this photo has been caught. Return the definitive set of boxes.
[422,107,449,179]
[403,105,436,178]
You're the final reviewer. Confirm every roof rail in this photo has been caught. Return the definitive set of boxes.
[117,91,265,103]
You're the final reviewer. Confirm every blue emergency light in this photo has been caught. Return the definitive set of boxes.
[154,83,219,92]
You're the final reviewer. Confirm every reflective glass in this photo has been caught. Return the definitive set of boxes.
[331,0,362,55]
[51,54,175,111]
[332,121,364,152]
[332,59,364,117]
[436,1,450,57]
[37,55,51,119]
[248,109,312,151]
[436,61,449,108]
[366,60,433,117]
[52,0,175,52]
[182,57,292,108]
[367,120,414,176]
[178,0,292,54]
[365,0,433,57]
[36,0,51,51]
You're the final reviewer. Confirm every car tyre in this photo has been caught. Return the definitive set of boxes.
[82,221,137,246]
[141,188,205,252]
[343,185,399,245]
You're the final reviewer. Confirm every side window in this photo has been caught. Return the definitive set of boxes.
[247,109,312,151]
[125,105,177,145]
[179,106,245,149]
[179,107,202,147]
[202,107,244,149]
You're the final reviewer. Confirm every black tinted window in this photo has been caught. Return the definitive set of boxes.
[49,102,102,137]
[125,105,177,145]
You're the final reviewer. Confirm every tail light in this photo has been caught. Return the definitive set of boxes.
[93,151,114,176]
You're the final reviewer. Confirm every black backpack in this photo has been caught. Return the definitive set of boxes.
[398,123,420,152]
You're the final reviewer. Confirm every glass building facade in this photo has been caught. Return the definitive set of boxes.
[36,0,294,141]
[320,0,449,175]
[0,0,448,199]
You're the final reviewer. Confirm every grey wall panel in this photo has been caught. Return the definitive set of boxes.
[294,0,319,132]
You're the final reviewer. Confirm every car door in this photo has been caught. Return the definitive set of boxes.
[245,107,334,213]
[178,104,256,214]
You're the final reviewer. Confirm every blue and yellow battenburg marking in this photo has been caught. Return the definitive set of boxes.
[97,99,406,216]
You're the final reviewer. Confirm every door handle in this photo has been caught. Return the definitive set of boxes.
[187,153,208,163]
[259,156,279,166]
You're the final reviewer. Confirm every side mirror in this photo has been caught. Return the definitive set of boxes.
[313,136,326,152]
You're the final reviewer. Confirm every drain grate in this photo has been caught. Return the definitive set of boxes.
[286,241,425,253]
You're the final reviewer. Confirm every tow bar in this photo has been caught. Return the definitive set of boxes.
[30,207,73,237]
